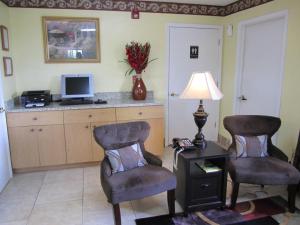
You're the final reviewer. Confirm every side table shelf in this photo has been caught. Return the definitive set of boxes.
[173,141,229,213]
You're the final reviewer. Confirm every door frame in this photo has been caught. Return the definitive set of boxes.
[233,10,288,116]
[0,66,13,185]
[166,23,223,145]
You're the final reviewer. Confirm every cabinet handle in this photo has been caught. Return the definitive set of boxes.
[30,129,34,132]
[138,112,143,115]
[200,184,210,189]
[33,117,38,120]
[88,115,92,118]
[39,129,43,132]
[85,125,89,129]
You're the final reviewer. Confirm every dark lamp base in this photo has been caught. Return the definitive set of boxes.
[192,100,208,150]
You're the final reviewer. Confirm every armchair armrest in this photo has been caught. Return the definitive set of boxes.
[268,145,288,162]
[101,157,112,177]
[143,151,162,167]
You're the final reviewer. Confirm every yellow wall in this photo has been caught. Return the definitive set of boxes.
[0,1,16,101]
[3,0,300,158]
[220,0,300,158]
[9,8,221,100]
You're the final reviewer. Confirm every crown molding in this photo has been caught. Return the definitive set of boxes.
[0,0,274,17]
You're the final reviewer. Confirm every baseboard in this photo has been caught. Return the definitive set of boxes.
[13,161,100,174]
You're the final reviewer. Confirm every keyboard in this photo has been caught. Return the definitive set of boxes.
[60,99,93,106]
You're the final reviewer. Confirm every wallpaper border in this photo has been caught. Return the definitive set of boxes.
[1,0,275,17]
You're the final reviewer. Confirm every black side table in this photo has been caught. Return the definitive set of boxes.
[173,141,229,213]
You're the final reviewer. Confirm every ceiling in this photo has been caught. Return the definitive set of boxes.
[142,0,237,6]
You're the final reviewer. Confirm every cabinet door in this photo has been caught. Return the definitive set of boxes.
[65,123,93,163]
[91,122,116,161]
[8,126,40,169]
[38,125,66,166]
[144,118,164,156]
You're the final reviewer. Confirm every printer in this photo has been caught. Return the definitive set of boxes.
[21,90,51,108]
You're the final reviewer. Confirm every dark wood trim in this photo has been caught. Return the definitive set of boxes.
[167,189,175,216]
[0,0,275,17]
[113,204,121,225]
[288,184,297,213]
[230,182,239,209]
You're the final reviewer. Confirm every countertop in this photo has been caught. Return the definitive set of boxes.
[6,99,164,113]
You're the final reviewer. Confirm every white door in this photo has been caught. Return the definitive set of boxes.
[235,11,288,116]
[0,72,12,191]
[167,24,222,144]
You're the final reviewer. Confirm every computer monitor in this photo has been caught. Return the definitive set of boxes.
[61,74,94,99]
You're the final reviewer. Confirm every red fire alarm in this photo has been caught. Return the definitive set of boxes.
[131,7,140,19]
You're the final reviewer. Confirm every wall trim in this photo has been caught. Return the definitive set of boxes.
[1,0,274,17]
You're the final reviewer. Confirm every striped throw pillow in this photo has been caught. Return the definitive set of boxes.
[105,143,147,173]
[235,135,268,158]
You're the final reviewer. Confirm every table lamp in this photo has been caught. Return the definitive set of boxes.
[180,71,223,149]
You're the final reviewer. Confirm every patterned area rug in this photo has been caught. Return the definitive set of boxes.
[135,196,293,225]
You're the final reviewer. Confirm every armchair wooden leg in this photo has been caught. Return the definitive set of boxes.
[288,184,297,213]
[167,189,175,216]
[113,204,121,225]
[230,182,240,209]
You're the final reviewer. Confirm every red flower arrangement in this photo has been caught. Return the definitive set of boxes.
[123,41,156,76]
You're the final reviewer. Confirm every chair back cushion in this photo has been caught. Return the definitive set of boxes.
[224,115,281,155]
[106,143,147,173]
[235,135,268,157]
[93,121,150,150]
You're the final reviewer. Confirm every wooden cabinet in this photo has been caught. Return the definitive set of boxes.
[64,108,116,163]
[91,121,116,161]
[7,111,66,169]
[9,126,40,169]
[38,125,66,166]
[65,123,93,163]
[116,106,163,121]
[8,124,66,168]
[116,106,165,156]
[144,118,164,156]
[7,105,164,170]
[7,111,63,127]
[174,142,229,212]
[64,108,115,124]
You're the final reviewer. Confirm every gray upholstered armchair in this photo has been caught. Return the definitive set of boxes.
[93,121,176,225]
[224,115,300,213]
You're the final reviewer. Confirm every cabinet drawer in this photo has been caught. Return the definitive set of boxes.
[116,106,163,121]
[7,111,63,127]
[64,108,116,124]
[189,175,222,204]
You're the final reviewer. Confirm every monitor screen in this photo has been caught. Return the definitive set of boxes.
[61,74,94,98]
[65,77,90,95]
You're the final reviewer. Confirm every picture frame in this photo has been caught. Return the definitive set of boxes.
[3,57,13,76]
[0,25,9,51]
[42,17,100,63]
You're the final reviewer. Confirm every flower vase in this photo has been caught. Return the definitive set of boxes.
[132,73,147,100]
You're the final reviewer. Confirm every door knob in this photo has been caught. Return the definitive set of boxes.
[170,93,179,97]
[238,95,247,101]
[0,107,5,113]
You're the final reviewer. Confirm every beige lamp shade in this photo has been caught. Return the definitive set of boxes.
[180,71,223,100]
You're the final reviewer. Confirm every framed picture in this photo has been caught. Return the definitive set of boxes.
[42,17,100,63]
[3,57,13,76]
[0,25,9,51]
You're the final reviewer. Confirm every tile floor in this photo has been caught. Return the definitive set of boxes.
[1,148,300,225]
